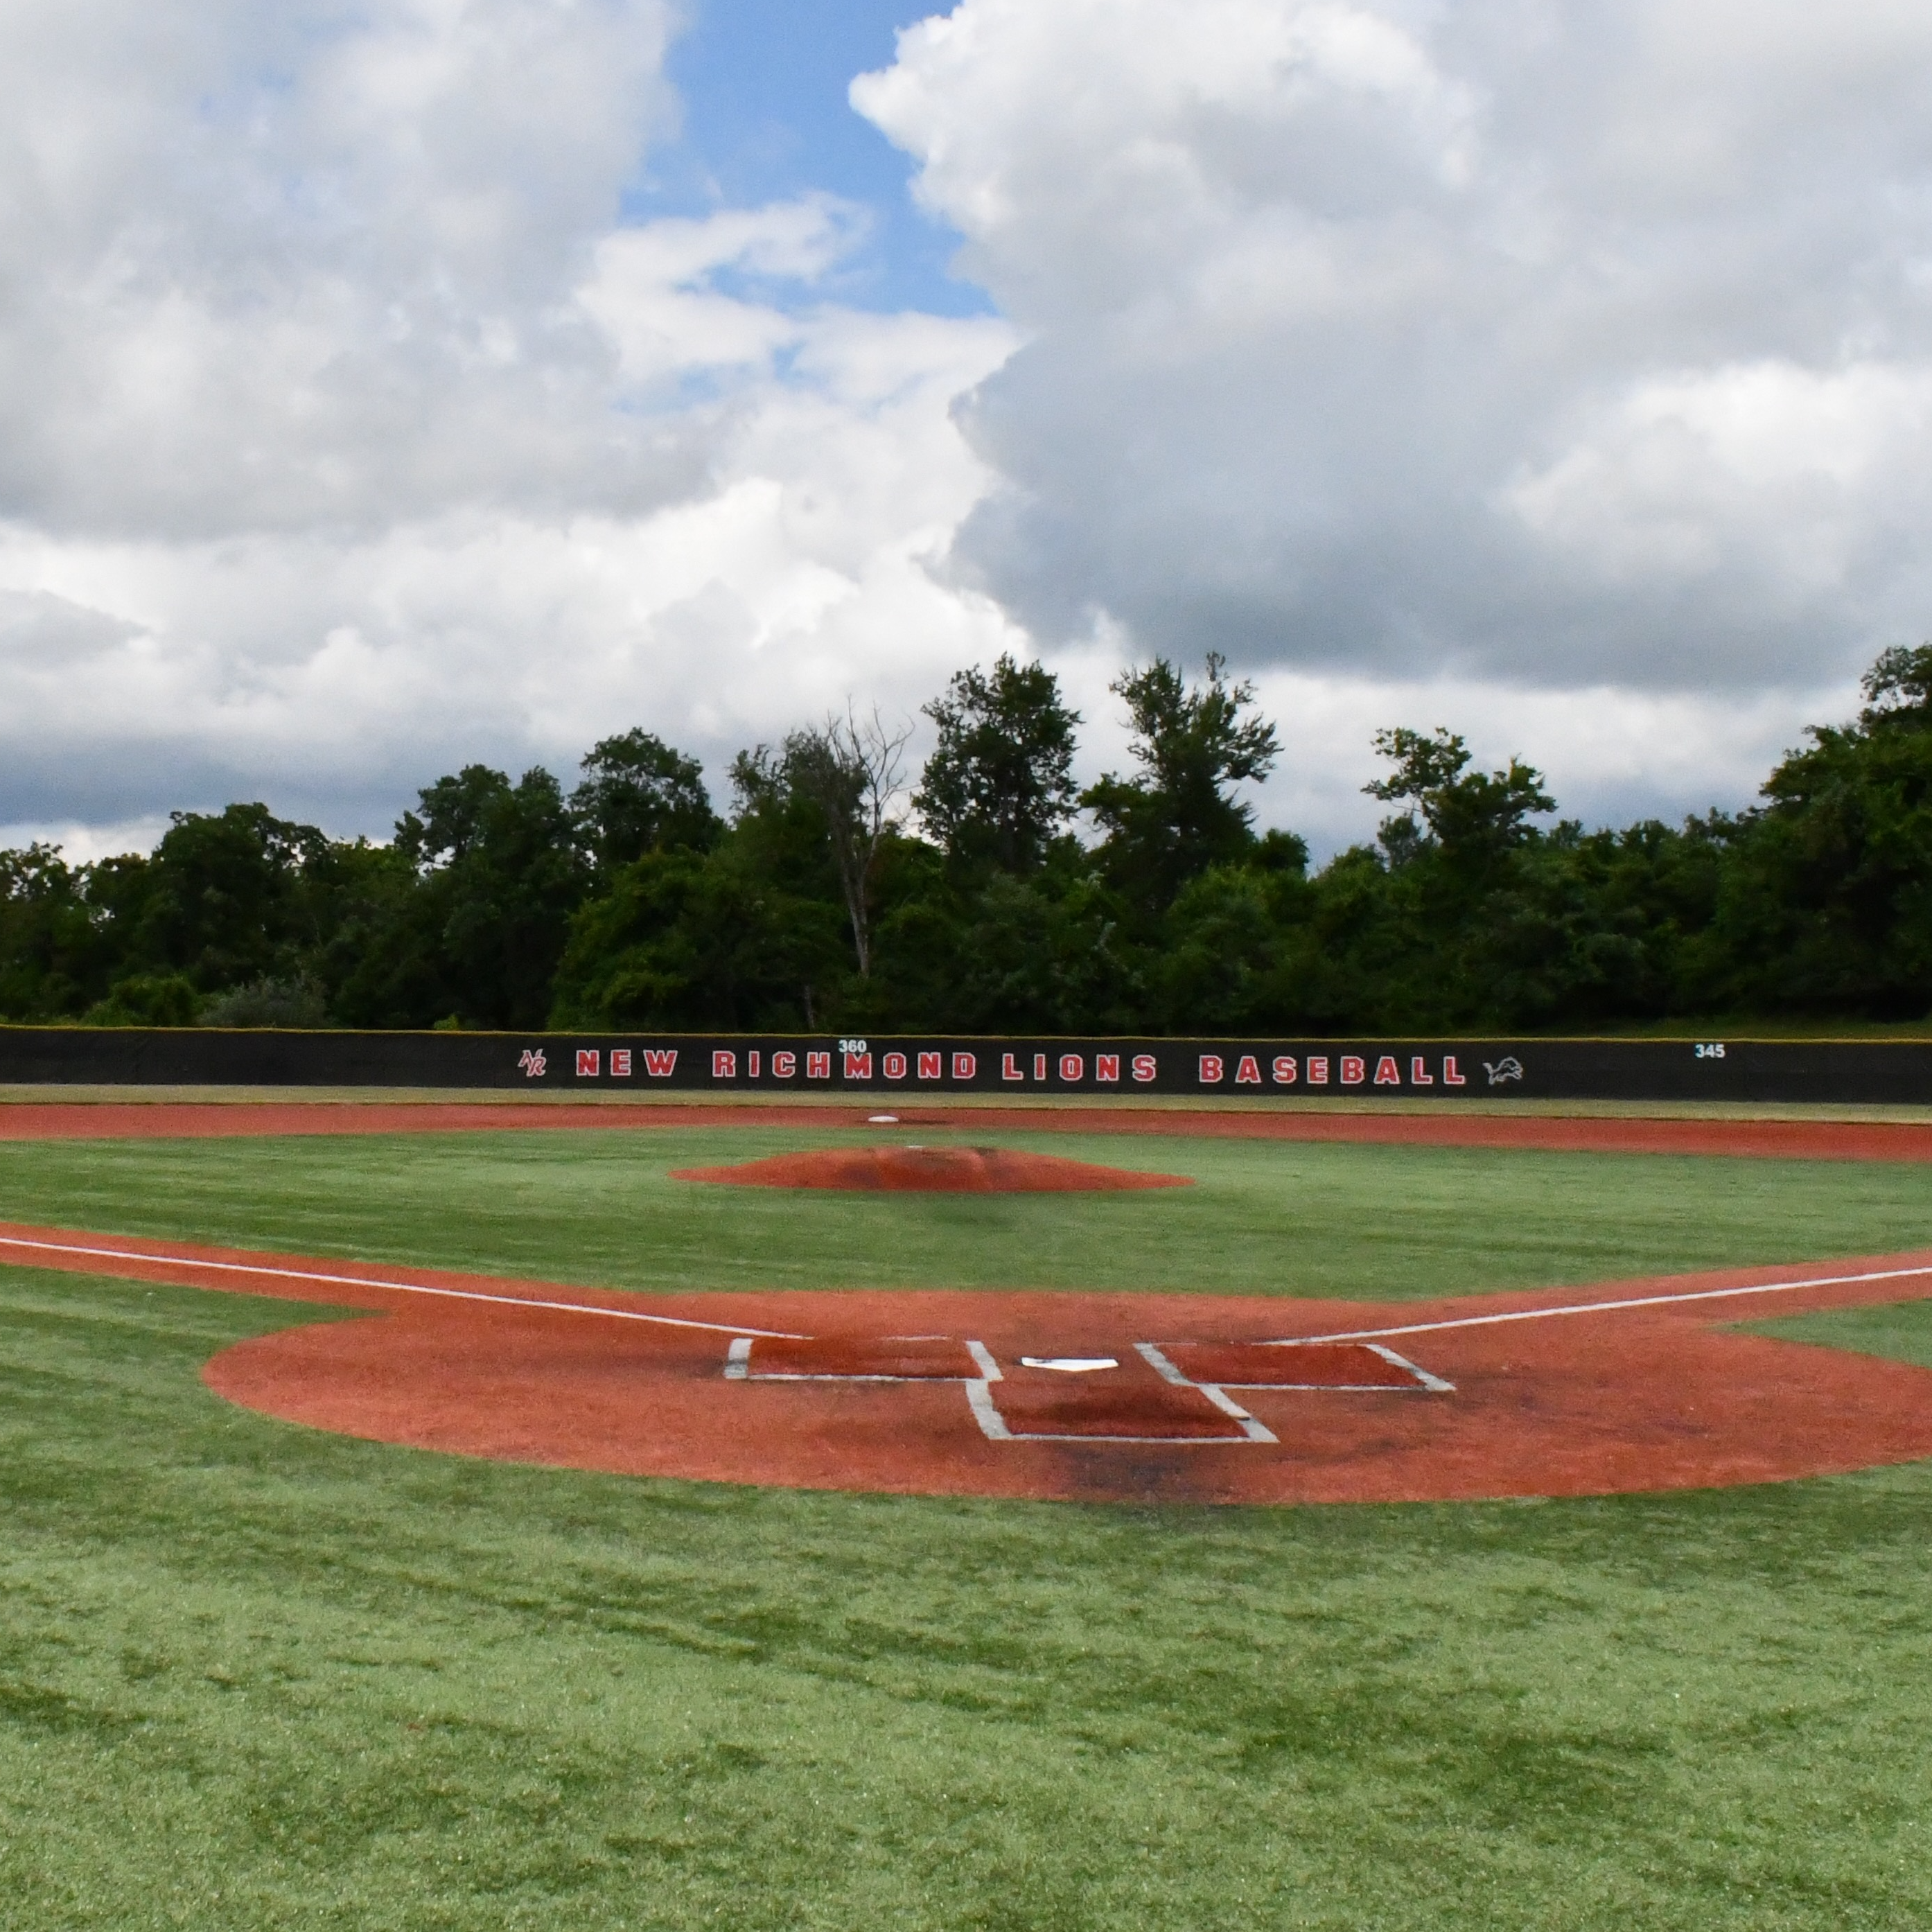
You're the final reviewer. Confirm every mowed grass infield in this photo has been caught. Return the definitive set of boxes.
[2,1119,1932,1929]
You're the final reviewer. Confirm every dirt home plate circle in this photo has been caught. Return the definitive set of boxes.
[7,1217,1932,1506]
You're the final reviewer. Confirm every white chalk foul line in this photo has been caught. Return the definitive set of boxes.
[15,1230,1925,1358]
[0,1233,806,1340]
[1267,1262,1932,1346]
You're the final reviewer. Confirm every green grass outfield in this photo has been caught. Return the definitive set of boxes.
[5,1123,1932,1299]
[3,1124,1932,1929]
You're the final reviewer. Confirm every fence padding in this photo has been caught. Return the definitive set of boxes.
[0,1028,1926,1105]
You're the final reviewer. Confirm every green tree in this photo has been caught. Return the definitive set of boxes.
[82,973,202,1027]
[1860,642,1932,725]
[550,848,846,1030]
[942,868,1145,1034]
[1150,864,1285,1032]
[1691,645,1932,1017]
[0,844,112,1019]
[721,743,853,1024]
[298,836,417,1023]
[117,805,329,993]
[342,766,588,1028]
[1082,654,1279,909]
[915,656,1082,876]
[1364,728,1554,879]
[570,729,721,873]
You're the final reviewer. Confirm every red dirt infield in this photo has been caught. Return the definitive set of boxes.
[6,1098,1932,1161]
[6,1218,1932,1505]
[671,1144,1191,1191]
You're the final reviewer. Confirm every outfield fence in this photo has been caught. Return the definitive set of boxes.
[1,1026,1929,1104]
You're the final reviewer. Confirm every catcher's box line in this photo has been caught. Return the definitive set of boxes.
[1132,1342,1275,1441]
[960,1373,1279,1446]
[724,1337,1446,1447]
[1269,1261,1932,1346]
[728,1333,1281,1444]
[0,1232,807,1340]
[1152,1340,1457,1395]
[968,1341,1452,1446]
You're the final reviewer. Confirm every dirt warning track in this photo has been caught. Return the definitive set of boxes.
[7,1218,1932,1504]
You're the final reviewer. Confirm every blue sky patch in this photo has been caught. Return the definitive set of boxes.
[628,0,993,317]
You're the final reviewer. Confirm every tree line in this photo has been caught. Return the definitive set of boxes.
[6,645,1932,1035]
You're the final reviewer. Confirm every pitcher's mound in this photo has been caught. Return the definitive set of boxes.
[672,1144,1192,1193]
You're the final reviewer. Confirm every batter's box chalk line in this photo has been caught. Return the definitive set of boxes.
[723,1335,1452,1446]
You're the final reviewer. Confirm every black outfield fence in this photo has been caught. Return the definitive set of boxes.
[1,1026,1929,1105]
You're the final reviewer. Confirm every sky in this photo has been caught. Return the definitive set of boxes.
[3,0,1931,861]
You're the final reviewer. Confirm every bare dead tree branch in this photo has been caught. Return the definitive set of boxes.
[785,703,913,976]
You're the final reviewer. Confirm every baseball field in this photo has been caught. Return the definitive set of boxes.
[3,1098,1932,1928]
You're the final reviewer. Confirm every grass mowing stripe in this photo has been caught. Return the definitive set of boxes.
[0,1127,1929,1299]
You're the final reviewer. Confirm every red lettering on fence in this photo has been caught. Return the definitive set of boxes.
[771,1051,796,1078]
[1340,1056,1366,1084]
[1132,1054,1157,1082]
[712,1051,736,1078]
[1410,1055,1432,1085]
[1374,1055,1400,1086]
[576,1049,600,1078]
[642,1048,678,1078]
[1095,1054,1120,1082]
[806,1052,831,1079]
[1272,1055,1297,1084]
[953,1052,976,1080]
[1199,1055,1224,1084]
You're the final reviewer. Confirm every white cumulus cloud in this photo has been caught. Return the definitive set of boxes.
[0,0,1021,842]
[855,0,1932,701]
[3,0,1928,857]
